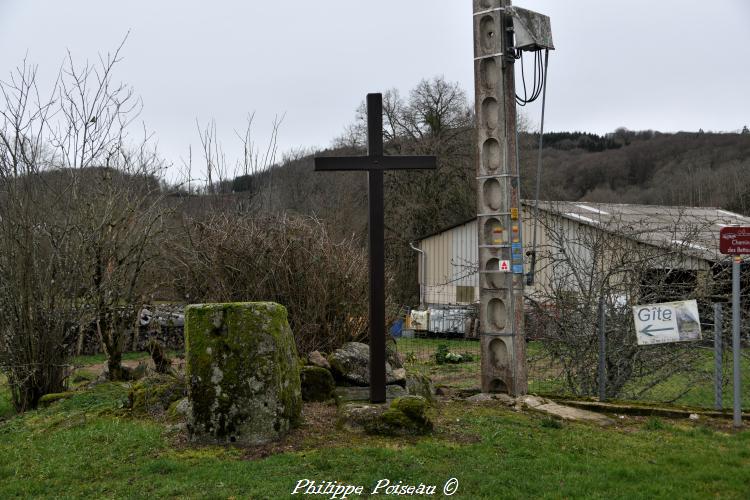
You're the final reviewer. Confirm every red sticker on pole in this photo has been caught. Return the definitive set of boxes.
[720,226,750,255]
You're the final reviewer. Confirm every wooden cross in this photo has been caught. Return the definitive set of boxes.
[315,93,436,403]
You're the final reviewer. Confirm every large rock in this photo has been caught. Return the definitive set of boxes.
[328,342,406,387]
[185,302,302,445]
[300,365,335,402]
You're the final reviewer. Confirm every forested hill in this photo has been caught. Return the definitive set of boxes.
[530,129,750,213]
[227,127,750,304]
[239,128,750,227]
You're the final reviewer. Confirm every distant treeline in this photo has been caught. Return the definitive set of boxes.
[536,131,623,152]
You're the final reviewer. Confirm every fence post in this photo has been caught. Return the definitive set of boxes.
[732,257,742,428]
[598,295,606,402]
[714,303,723,410]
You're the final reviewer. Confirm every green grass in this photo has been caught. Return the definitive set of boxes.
[397,337,481,389]
[398,338,750,409]
[656,350,750,409]
[71,351,152,367]
[0,380,748,498]
[0,375,12,419]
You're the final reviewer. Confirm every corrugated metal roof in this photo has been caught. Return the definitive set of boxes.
[534,201,750,262]
[418,201,750,263]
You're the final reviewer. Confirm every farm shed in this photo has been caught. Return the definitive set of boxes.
[414,201,750,308]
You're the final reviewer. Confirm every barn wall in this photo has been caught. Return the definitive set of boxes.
[417,206,713,307]
[419,220,478,306]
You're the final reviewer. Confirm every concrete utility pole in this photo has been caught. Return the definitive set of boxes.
[473,0,552,395]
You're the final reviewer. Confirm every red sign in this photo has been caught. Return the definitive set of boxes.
[720,226,750,254]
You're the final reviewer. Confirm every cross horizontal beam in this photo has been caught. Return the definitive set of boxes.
[314,155,436,172]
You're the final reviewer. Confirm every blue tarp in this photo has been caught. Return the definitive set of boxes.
[389,318,404,337]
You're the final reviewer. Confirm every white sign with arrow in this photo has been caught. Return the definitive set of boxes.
[632,299,702,346]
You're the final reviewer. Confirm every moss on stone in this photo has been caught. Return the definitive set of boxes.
[185,302,301,445]
[379,407,413,429]
[339,396,433,436]
[167,397,191,420]
[39,391,76,407]
[391,395,430,421]
[128,374,186,415]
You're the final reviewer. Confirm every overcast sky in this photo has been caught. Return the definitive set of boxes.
[2,0,749,174]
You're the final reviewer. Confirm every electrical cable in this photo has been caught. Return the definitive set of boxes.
[526,48,549,286]
[516,49,545,105]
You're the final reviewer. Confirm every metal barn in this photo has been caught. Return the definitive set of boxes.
[414,201,750,308]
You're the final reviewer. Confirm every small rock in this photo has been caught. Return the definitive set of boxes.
[405,373,435,403]
[168,397,191,418]
[128,374,186,415]
[494,393,515,405]
[520,395,547,408]
[689,413,699,420]
[466,393,495,403]
[308,351,331,370]
[391,396,431,423]
[335,384,407,403]
[129,362,151,381]
[300,366,336,402]
[339,403,387,433]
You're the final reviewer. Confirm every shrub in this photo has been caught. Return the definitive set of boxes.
[435,344,450,364]
[169,213,388,354]
[445,352,463,364]
[460,352,474,363]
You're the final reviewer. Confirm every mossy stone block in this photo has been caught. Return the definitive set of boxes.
[185,302,301,445]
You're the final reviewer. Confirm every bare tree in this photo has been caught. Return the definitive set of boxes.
[183,112,284,219]
[0,39,169,399]
[0,59,82,410]
[527,206,719,400]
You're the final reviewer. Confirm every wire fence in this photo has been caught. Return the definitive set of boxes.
[392,290,481,390]
[393,300,749,411]
[527,303,749,410]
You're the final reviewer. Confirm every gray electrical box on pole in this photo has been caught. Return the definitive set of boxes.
[472,0,552,396]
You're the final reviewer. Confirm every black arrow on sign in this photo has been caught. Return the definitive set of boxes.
[640,324,676,337]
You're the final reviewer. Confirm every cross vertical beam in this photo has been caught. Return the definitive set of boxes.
[314,93,436,403]
[367,94,386,403]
